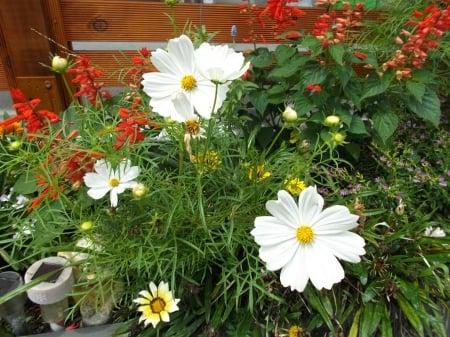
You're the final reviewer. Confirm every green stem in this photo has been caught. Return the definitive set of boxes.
[259,125,286,163]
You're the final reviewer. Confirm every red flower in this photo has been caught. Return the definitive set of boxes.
[285,31,302,39]
[353,51,368,60]
[114,108,159,150]
[259,0,305,34]
[67,55,111,105]
[306,84,322,93]
[0,89,60,139]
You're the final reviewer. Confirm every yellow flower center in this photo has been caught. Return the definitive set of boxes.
[288,325,305,337]
[109,177,120,187]
[185,119,201,136]
[296,225,314,244]
[181,75,197,91]
[150,297,166,314]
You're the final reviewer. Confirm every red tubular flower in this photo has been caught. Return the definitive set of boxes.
[306,84,322,93]
[113,108,159,150]
[354,51,368,60]
[67,55,111,105]
[0,89,61,139]
[259,0,305,35]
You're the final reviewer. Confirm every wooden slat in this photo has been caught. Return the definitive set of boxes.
[60,1,328,44]
[0,59,8,90]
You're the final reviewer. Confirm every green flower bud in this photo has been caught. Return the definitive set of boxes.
[80,221,94,231]
[132,183,148,198]
[332,132,346,145]
[324,115,340,127]
[8,140,22,151]
[51,55,69,73]
[282,106,298,122]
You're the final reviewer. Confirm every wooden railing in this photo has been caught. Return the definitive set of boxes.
[0,0,382,111]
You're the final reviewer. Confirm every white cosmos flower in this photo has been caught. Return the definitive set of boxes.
[83,159,139,207]
[251,186,366,292]
[195,43,250,83]
[424,226,446,238]
[141,35,229,120]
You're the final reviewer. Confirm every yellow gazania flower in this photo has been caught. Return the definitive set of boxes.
[288,325,305,337]
[133,281,180,328]
[284,178,306,196]
[248,165,271,182]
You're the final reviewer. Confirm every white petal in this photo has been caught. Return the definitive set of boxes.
[83,172,108,188]
[306,246,345,290]
[315,232,365,263]
[252,216,295,246]
[110,190,119,207]
[120,166,140,182]
[142,73,180,99]
[259,239,299,270]
[312,205,359,233]
[87,187,111,200]
[166,35,196,74]
[298,186,324,224]
[266,190,300,229]
[171,92,195,122]
[279,245,309,292]
[149,282,158,298]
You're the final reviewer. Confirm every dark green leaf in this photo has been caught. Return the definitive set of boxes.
[250,47,274,68]
[406,89,441,127]
[248,91,269,115]
[360,73,392,101]
[359,301,383,336]
[396,294,424,337]
[328,43,345,65]
[13,172,38,195]
[406,82,426,102]
[274,44,296,65]
[348,115,368,135]
[372,111,398,144]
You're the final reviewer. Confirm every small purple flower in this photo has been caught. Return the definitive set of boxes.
[380,156,387,162]
[438,177,447,187]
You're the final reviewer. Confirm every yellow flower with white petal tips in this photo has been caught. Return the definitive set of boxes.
[134,281,180,328]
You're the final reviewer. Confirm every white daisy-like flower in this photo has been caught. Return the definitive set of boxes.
[195,43,250,84]
[424,226,446,238]
[141,35,229,120]
[134,281,180,328]
[251,186,366,292]
[83,159,139,207]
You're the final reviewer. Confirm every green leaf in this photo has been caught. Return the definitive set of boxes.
[396,294,424,337]
[303,287,334,332]
[406,82,426,102]
[301,63,328,86]
[406,89,441,127]
[359,301,383,336]
[13,172,38,195]
[250,47,274,68]
[274,44,296,65]
[380,302,393,337]
[372,111,398,144]
[360,73,392,101]
[268,57,305,79]
[293,92,315,116]
[348,308,361,337]
[336,64,355,88]
[348,115,368,135]
[248,91,269,115]
[328,43,345,65]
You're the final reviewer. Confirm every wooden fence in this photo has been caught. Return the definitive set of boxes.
[0,0,381,111]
